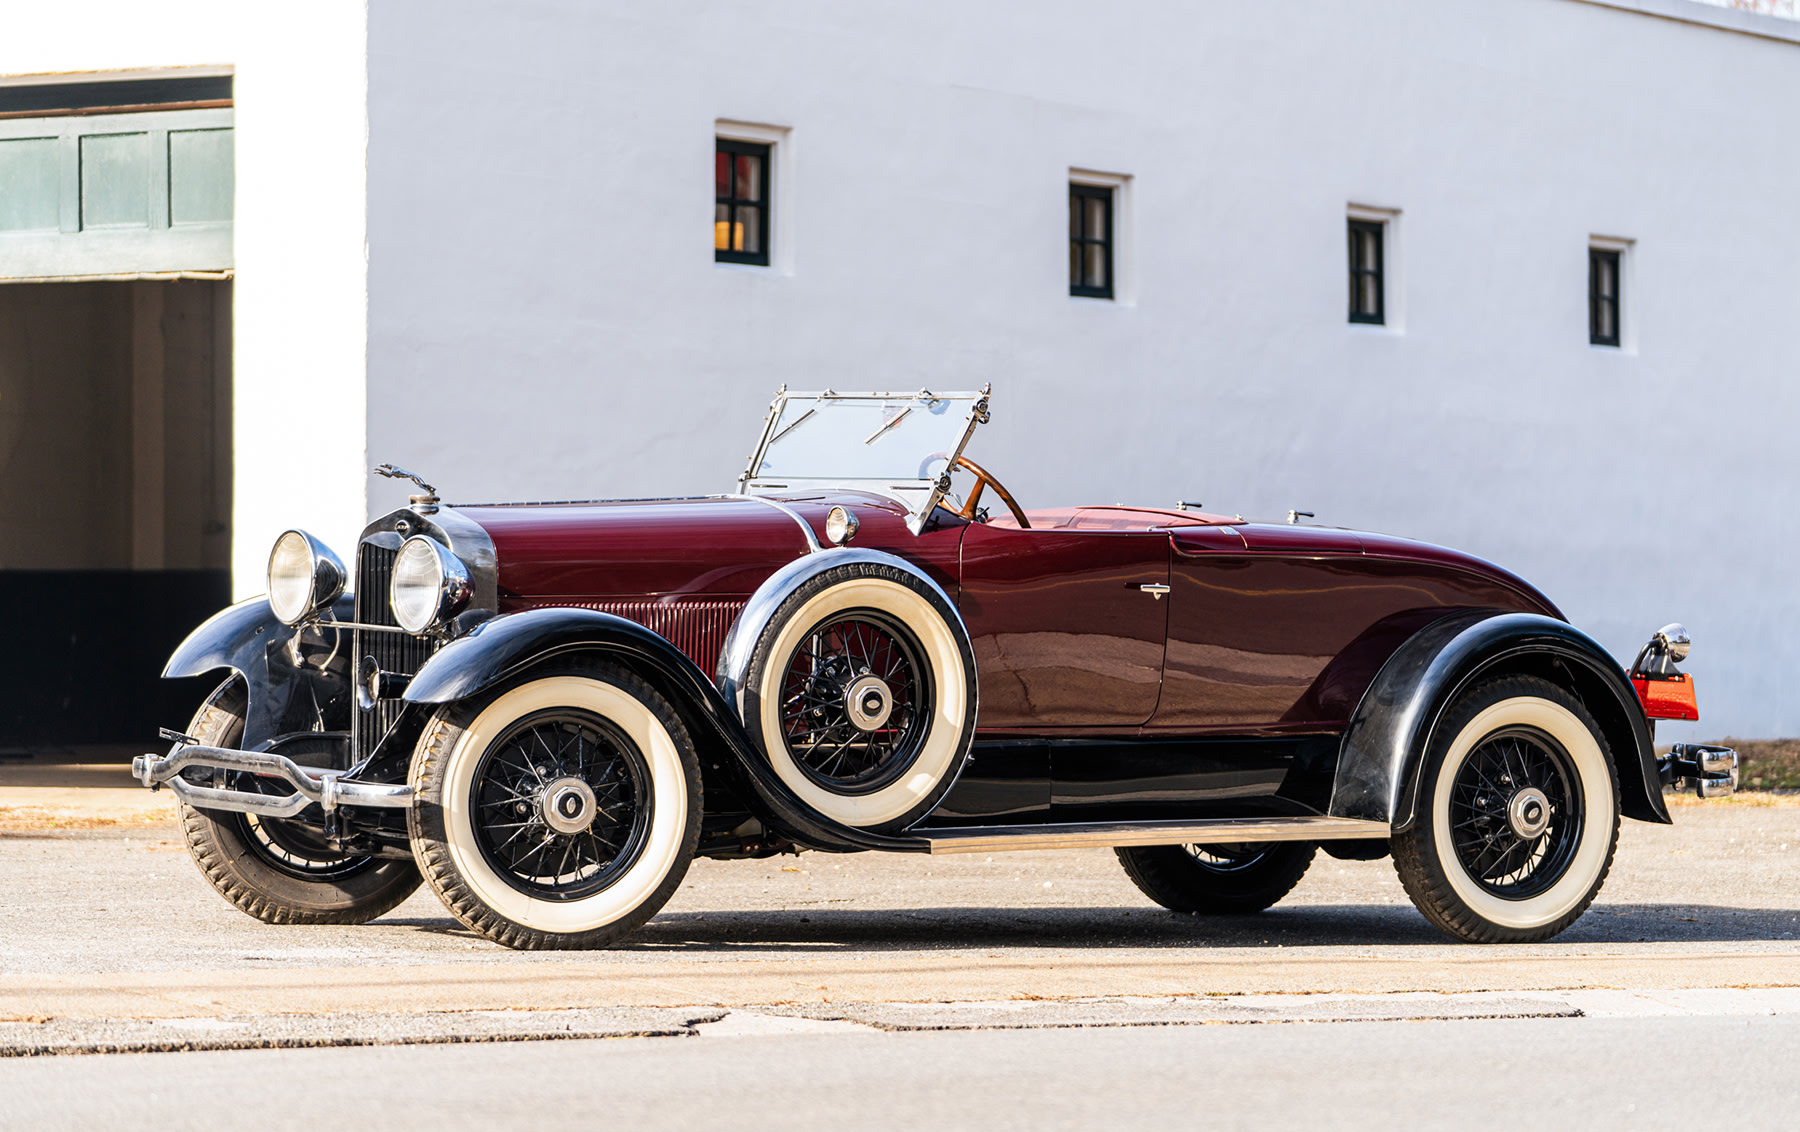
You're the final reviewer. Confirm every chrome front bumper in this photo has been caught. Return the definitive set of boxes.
[132,745,413,818]
[1658,743,1739,799]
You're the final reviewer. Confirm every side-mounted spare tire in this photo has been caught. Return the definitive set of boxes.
[737,558,978,833]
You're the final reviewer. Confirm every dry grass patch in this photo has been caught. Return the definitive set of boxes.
[1718,739,1800,791]
[0,807,178,833]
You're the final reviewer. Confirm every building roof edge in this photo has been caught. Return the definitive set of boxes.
[1566,0,1800,45]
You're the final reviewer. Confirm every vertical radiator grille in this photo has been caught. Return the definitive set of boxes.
[529,598,745,676]
[353,541,439,759]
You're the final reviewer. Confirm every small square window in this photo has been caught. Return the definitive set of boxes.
[715,138,770,266]
[1589,247,1621,347]
[1069,183,1113,299]
[1347,219,1384,324]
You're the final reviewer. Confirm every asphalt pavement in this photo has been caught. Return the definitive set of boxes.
[2,792,1798,1129]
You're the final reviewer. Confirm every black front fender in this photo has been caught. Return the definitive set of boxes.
[403,607,929,854]
[163,593,356,749]
[1329,611,1665,832]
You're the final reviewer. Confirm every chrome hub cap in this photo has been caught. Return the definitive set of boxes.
[541,776,598,836]
[843,674,894,732]
[1507,786,1552,840]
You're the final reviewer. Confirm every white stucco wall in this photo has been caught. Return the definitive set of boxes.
[0,1,370,596]
[367,0,1800,738]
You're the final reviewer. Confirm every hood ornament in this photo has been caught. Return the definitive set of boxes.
[374,463,440,514]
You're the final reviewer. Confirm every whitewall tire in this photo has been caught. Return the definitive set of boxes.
[408,660,701,950]
[740,561,977,832]
[1392,674,1620,943]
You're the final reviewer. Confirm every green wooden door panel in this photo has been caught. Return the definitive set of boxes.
[168,128,233,224]
[79,132,150,229]
[1,109,231,277]
[0,137,60,232]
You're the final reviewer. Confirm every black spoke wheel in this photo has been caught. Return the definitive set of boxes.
[177,678,422,925]
[1183,842,1282,873]
[776,609,931,795]
[1391,674,1620,944]
[1447,726,1581,901]
[469,709,653,902]
[235,809,372,880]
[409,660,703,950]
[1117,840,1317,915]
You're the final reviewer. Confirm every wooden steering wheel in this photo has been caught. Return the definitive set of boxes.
[951,456,1031,529]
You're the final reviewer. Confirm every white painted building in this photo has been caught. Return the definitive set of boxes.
[3,0,1797,741]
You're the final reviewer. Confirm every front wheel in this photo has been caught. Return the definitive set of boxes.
[179,679,423,925]
[1116,841,1317,915]
[1391,675,1620,943]
[408,660,701,950]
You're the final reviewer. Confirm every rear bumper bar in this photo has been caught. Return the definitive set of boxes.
[132,745,413,818]
[1658,743,1738,799]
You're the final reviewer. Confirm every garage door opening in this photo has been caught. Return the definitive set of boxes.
[0,278,232,745]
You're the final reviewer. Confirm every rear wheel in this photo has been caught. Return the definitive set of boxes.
[1391,675,1620,943]
[1116,841,1317,915]
[179,679,422,925]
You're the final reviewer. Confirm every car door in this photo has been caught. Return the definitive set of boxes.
[1155,523,1370,729]
[957,521,1170,728]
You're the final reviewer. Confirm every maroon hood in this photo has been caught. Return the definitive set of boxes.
[459,497,815,601]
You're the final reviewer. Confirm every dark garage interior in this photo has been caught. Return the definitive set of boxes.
[0,278,232,746]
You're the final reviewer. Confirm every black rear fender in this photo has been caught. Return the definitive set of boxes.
[1330,611,1666,832]
[401,607,927,853]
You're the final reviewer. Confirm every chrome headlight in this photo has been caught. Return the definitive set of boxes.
[267,530,346,626]
[391,536,473,634]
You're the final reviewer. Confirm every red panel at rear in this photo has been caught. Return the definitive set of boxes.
[1634,674,1700,721]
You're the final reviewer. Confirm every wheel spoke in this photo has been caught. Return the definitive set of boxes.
[1448,724,1585,901]
[469,709,651,900]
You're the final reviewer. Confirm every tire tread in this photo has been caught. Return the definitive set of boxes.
[179,682,422,926]
[1390,674,1621,944]
[1116,842,1316,915]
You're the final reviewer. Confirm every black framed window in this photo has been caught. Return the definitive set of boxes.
[1347,219,1384,324]
[1589,247,1621,347]
[715,138,770,266]
[1069,183,1113,299]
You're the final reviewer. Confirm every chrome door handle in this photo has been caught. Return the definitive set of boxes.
[1139,583,1171,600]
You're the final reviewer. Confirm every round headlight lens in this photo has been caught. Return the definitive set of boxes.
[391,536,471,634]
[267,530,344,626]
[825,506,859,545]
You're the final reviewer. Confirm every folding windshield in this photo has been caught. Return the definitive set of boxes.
[738,388,991,533]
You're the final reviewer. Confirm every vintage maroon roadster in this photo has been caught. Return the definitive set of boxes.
[136,389,1736,949]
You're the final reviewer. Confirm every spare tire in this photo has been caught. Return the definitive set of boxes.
[738,559,977,832]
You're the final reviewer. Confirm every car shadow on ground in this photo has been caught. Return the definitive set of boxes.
[373,902,1800,951]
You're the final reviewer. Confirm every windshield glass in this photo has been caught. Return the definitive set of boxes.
[746,391,983,484]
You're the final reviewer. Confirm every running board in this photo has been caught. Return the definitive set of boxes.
[920,816,1390,855]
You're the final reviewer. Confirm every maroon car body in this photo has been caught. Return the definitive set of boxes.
[455,491,1563,830]
[141,389,1733,950]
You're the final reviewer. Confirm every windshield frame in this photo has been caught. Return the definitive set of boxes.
[737,387,992,534]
